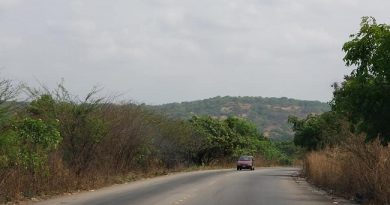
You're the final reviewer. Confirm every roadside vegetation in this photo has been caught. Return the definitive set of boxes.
[289,17,390,204]
[0,80,299,202]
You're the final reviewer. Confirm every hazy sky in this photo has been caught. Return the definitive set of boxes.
[1,0,389,104]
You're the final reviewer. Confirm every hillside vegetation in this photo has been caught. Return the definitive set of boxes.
[152,96,329,140]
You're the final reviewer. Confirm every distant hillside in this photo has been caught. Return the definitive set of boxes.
[152,96,330,140]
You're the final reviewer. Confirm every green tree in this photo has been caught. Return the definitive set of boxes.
[188,116,267,164]
[189,116,233,164]
[288,115,322,150]
[288,112,343,150]
[15,118,61,171]
[225,116,263,157]
[332,17,390,144]
[225,116,263,140]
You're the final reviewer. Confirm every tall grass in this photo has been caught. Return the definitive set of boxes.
[304,136,390,204]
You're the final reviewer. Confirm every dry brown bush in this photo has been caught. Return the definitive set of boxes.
[304,136,390,204]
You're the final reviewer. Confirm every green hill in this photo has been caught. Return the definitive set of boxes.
[152,96,330,140]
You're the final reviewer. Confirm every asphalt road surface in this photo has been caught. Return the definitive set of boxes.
[34,167,353,205]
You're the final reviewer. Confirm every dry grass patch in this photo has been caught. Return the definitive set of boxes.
[304,137,390,204]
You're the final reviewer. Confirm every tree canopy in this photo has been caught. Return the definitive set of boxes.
[288,112,343,150]
[332,17,390,144]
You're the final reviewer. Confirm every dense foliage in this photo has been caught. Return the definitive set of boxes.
[189,116,262,164]
[288,112,345,150]
[332,17,390,144]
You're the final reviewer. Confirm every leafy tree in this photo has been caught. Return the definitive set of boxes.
[189,116,233,164]
[288,115,322,150]
[225,116,263,157]
[189,116,273,164]
[15,118,61,171]
[332,17,390,144]
[0,118,61,172]
[225,116,263,140]
[288,112,343,150]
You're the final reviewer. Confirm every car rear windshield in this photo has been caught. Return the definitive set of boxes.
[238,156,251,161]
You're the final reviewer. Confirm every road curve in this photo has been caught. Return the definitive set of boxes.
[34,167,353,205]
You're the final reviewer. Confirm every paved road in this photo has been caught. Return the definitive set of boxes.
[34,167,353,205]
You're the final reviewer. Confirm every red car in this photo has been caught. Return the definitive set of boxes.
[237,156,255,171]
